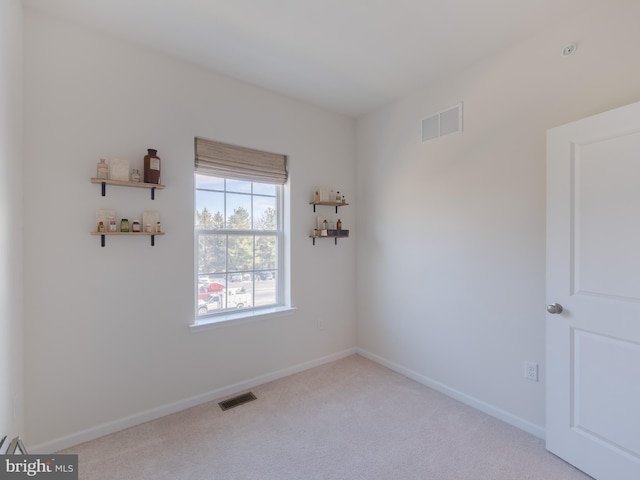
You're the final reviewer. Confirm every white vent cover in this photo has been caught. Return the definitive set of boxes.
[421,103,463,142]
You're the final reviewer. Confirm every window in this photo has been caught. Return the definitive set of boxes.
[193,138,288,324]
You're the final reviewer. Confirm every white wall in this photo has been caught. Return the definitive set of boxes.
[0,0,24,442]
[23,8,356,449]
[356,0,640,436]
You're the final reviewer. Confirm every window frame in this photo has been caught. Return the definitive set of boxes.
[192,175,290,328]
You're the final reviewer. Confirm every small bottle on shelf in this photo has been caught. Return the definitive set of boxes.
[321,219,328,236]
[132,220,141,232]
[120,218,130,232]
[336,191,341,203]
[97,158,109,179]
[155,221,162,233]
[342,195,346,204]
[144,148,161,184]
[131,169,141,182]
[314,190,320,203]
[336,219,342,231]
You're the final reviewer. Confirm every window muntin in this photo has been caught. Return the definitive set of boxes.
[195,175,282,320]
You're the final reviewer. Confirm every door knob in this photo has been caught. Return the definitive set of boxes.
[546,303,563,314]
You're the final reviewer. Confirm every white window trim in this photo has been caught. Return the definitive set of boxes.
[191,177,290,329]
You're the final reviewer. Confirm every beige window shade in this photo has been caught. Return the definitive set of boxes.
[195,137,288,185]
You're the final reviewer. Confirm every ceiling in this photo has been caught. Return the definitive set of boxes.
[22,0,602,117]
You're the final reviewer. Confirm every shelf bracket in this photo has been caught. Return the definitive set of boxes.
[100,234,105,247]
[151,235,155,246]
[334,237,338,245]
[151,187,156,200]
[101,182,106,196]
[313,204,316,213]
[335,206,338,214]
[312,237,316,246]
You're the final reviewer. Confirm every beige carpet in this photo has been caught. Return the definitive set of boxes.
[61,354,593,479]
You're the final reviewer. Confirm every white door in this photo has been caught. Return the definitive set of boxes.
[546,101,640,480]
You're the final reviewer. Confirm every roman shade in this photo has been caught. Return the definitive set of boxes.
[195,137,288,185]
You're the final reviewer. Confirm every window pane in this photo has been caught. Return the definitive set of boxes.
[228,235,254,272]
[254,197,277,230]
[223,284,252,310]
[195,174,224,191]
[255,271,276,307]
[253,182,276,196]
[196,190,225,228]
[255,235,276,270]
[226,194,252,229]
[198,234,226,274]
[226,179,252,194]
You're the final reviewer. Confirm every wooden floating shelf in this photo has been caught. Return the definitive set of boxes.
[91,231,165,247]
[91,231,165,236]
[309,201,349,213]
[309,201,348,206]
[309,234,349,246]
[91,178,165,189]
[91,177,165,199]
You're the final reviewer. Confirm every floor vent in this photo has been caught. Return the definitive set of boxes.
[219,392,257,411]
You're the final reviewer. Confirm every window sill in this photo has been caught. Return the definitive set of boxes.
[189,306,297,333]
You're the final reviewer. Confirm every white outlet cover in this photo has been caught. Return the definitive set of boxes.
[524,361,539,381]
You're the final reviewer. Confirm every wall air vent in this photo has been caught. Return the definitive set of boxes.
[421,103,463,142]
[219,392,257,411]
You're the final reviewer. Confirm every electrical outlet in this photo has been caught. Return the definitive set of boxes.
[524,361,539,382]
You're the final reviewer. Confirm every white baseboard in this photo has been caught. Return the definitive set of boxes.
[33,346,543,453]
[356,347,546,440]
[31,347,358,454]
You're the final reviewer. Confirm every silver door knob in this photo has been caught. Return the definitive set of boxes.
[546,303,563,314]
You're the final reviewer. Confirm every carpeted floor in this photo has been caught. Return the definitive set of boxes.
[61,354,593,479]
